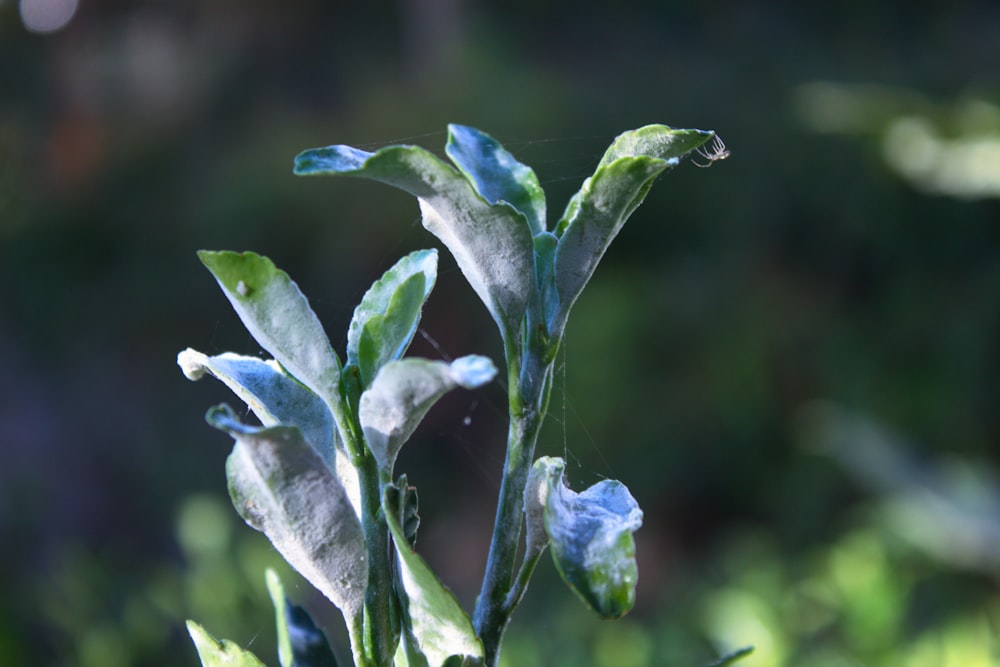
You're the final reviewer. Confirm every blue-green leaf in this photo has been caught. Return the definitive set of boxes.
[186,620,268,667]
[383,485,484,667]
[551,126,713,337]
[197,251,347,439]
[208,405,368,629]
[266,569,339,667]
[358,356,496,475]
[293,142,534,345]
[531,231,559,331]
[445,124,546,235]
[347,249,438,388]
[531,456,643,619]
[178,349,335,464]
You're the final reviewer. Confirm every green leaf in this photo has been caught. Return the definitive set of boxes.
[348,249,438,388]
[595,124,713,169]
[445,124,546,235]
[266,569,340,667]
[293,142,534,344]
[383,485,484,667]
[208,405,368,625]
[704,646,755,667]
[550,126,713,336]
[178,349,336,464]
[186,620,268,667]
[197,251,346,436]
[531,456,643,619]
[358,356,497,475]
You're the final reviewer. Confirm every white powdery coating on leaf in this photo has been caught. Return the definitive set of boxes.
[177,348,208,380]
[448,355,497,388]
[228,429,367,618]
[418,198,532,335]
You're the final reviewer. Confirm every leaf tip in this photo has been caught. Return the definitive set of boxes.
[178,348,208,381]
[449,355,497,388]
[205,403,246,434]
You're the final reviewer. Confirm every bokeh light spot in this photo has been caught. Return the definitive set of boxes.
[176,494,233,558]
[19,0,78,34]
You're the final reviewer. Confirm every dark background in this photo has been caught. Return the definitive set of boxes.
[2,1,1000,665]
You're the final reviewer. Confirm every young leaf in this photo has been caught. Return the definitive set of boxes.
[293,142,534,343]
[186,620,268,667]
[266,569,340,667]
[208,405,368,624]
[197,251,346,431]
[596,124,713,169]
[178,349,336,464]
[531,231,559,332]
[533,456,643,619]
[445,124,546,235]
[347,249,438,388]
[388,474,421,549]
[358,356,497,475]
[550,126,714,336]
[383,485,484,667]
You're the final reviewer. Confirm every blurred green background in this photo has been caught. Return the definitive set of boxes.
[2,1,1000,665]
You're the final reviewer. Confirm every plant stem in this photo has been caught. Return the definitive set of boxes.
[358,454,396,667]
[474,337,553,666]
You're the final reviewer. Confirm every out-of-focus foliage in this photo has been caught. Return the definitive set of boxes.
[2,0,999,665]
[795,83,1000,199]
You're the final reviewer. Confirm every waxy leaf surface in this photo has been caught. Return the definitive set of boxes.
[293,143,534,343]
[209,405,368,622]
[359,356,496,475]
[532,456,643,618]
[347,249,438,388]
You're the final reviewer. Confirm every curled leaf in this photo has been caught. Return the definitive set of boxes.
[532,456,643,618]
[180,349,361,520]
[522,457,555,561]
[178,349,335,464]
[551,126,714,336]
[209,405,368,625]
[359,356,497,475]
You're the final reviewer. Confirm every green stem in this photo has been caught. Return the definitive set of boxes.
[358,454,397,667]
[473,334,554,666]
[503,545,545,615]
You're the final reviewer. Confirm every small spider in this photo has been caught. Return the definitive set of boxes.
[691,135,730,168]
